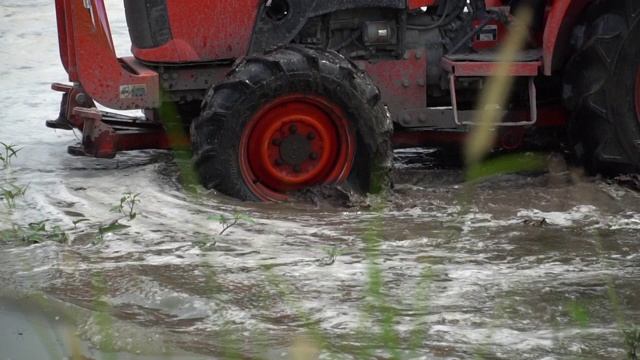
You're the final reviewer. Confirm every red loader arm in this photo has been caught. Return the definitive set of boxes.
[55,0,159,110]
[50,0,174,158]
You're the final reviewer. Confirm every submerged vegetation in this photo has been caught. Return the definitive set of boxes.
[0,183,28,209]
[110,192,141,220]
[0,142,20,168]
[0,221,68,244]
[207,211,257,235]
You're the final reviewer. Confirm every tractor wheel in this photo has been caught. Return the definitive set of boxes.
[563,0,640,175]
[190,46,392,201]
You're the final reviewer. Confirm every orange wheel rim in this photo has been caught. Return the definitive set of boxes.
[239,94,355,201]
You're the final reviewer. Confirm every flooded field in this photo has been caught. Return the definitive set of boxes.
[1,1,640,359]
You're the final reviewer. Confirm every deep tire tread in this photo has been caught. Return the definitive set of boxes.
[564,0,640,174]
[191,45,392,201]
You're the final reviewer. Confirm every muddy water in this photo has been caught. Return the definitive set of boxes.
[2,1,640,359]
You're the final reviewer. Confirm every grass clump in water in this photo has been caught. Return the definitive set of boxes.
[110,192,141,220]
[0,220,70,244]
[0,142,20,168]
[624,326,640,360]
[0,183,28,209]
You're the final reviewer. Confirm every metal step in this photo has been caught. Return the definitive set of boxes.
[441,49,542,126]
[445,48,542,63]
[441,49,542,77]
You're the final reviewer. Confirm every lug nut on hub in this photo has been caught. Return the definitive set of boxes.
[307,132,316,140]
[293,165,302,173]
[309,152,318,160]
[289,125,297,133]
[275,159,283,166]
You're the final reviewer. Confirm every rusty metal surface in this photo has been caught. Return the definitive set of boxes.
[441,57,541,76]
[356,50,428,123]
[69,108,175,158]
[51,83,96,131]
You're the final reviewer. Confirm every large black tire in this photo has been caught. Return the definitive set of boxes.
[190,46,393,201]
[563,0,640,175]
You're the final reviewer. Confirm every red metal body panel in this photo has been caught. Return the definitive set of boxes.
[51,0,173,158]
[441,57,541,76]
[56,0,77,81]
[56,0,160,109]
[132,0,261,62]
[357,50,428,119]
[407,0,437,9]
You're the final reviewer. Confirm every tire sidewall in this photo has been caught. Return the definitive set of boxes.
[211,66,386,200]
[609,14,640,168]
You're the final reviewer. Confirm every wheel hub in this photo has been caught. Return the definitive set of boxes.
[279,133,311,165]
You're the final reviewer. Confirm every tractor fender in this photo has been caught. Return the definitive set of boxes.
[543,0,592,75]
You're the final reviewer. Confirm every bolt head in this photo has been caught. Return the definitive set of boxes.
[272,139,281,146]
[75,93,87,104]
[309,152,318,160]
[307,132,316,140]
[275,159,283,166]
[289,125,297,134]
[293,165,302,173]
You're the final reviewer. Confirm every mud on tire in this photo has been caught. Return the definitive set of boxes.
[190,46,393,201]
[563,0,640,175]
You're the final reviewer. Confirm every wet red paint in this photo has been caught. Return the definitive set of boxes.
[542,0,590,76]
[132,0,260,62]
[57,0,160,109]
[357,51,427,117]
[407,0,437,9]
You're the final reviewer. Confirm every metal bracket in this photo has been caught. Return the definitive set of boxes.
[449,74,537,127]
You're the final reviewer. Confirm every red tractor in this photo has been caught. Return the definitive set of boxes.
[49,0,640,201]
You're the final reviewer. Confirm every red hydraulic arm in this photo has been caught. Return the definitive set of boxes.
[55,0,160,110]
[51,0,174,158]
